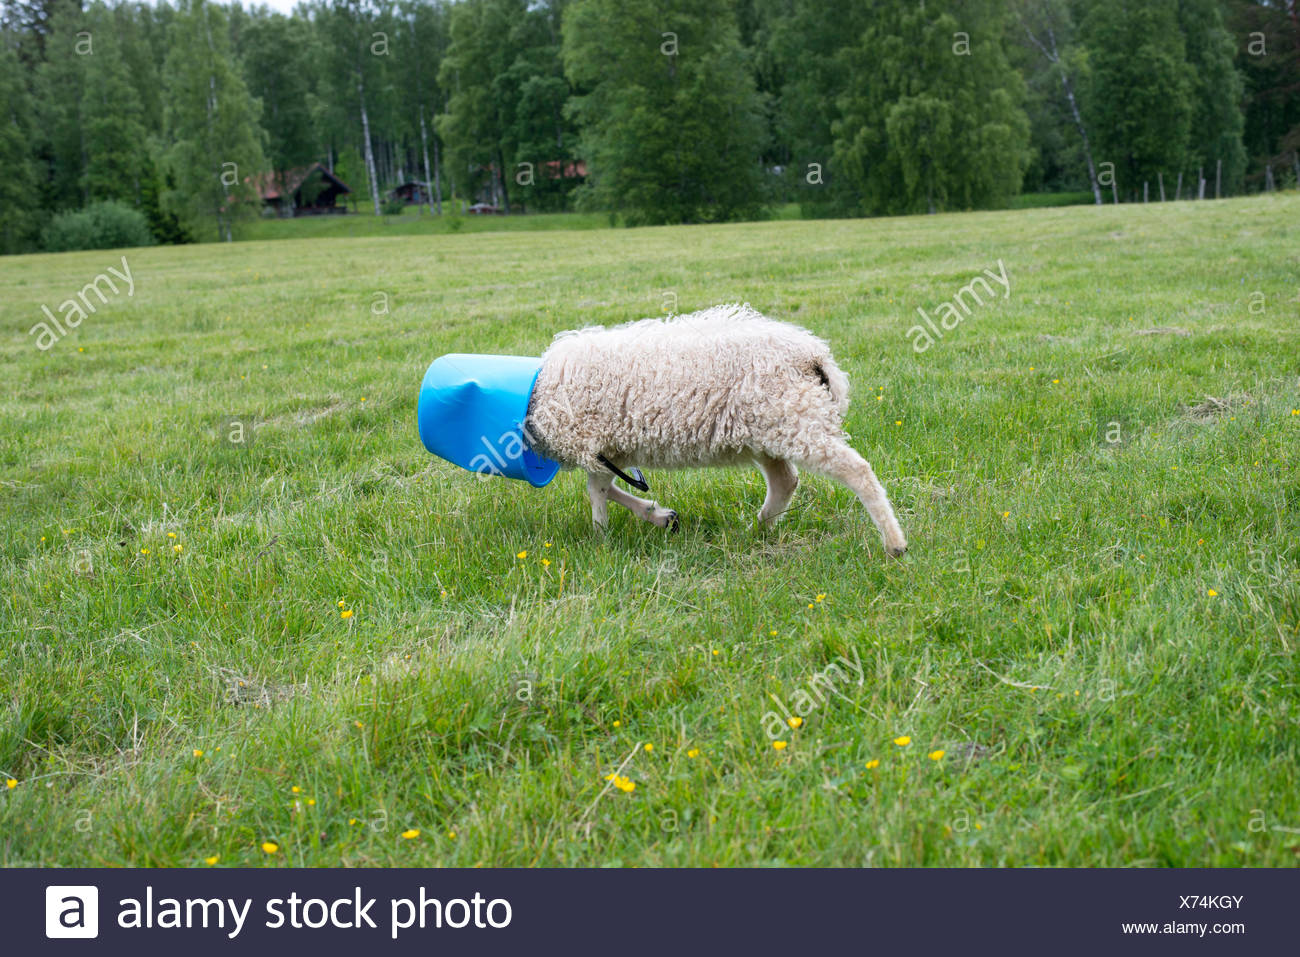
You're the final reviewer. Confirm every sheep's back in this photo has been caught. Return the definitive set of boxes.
[527,305,846,469]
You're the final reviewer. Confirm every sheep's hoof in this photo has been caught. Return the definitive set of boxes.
[886,543,907,558]
[665,511,679,533]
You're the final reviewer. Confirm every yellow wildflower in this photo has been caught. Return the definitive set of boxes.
[340,609,353,619]
[261,841,278,854]
[1207,589,1218,597]
[204,855,219,866]
[644,743,654,752]
[865,759,880,769]
[516,550,527,559]
[893,736,911,747]
[687,749,700,758]
[5,779,16,789]
[772,741,788,750]
[929,750,946,761]
[192,749,204,758]
[401,829,420,839]
[787,716,803,728]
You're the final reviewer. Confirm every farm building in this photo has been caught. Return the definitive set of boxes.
[255,163,352,216]
[390,181,432,205]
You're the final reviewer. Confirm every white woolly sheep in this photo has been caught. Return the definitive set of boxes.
[524,304,907,557]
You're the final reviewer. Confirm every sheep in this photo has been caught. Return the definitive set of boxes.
[523,303,908,557]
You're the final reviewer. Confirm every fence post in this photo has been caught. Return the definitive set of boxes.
[1198,167,1206,200]
[1265,164,1275,192]
[1144,181,1149,203]
[1175,172,1183,200]
[1216,159,1222,199]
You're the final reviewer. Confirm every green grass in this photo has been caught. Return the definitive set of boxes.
[234,204,612,242]
[1010,190,1096,209]
[2,195,1298,867]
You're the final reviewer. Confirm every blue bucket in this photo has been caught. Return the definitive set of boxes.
[417,354,560,488]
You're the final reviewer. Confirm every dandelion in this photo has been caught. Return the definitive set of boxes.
[772,741,788,750]
[687,749,700,759]
[541,558,551,567]
[168,532,177,539]
[1002,511,1010,518]
[340,609,353,619]
[401,829,420,839]
[261,841,279,854]
[644,743,654,752]
[447,831,457,839]
[306,798,316,806]
[613,776,636,793]
[787,716,803,729]
[807,603,814,609]
[712,649,719,656]
[204,855,219,866]
[192,749,204,758]
[1207,589,1218,597]
[173,544,183,553]
[1052,379,1060,384]
[5,779,16,789]
[140,548,149,555]
[893,736,911,747]
[291,786,301,794]
[769,629,778,636]
[612,720,621,727]
[895,420,902,426]
[349,818,358,826]
[865,759,880,770]
[815,593,825,603]
[929,750,946,761]
[544,542,552,548]
[516,550,527,559]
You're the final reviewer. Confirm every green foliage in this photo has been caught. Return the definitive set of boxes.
[563,0,768,225]
[1079,0,1196,197]
[833,0,1031,215]
[162,0,267,241]
[40,199,156,251]
[0,31,41,253]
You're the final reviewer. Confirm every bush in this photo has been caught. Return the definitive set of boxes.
[381,197,407,216]
[41,201,157,253]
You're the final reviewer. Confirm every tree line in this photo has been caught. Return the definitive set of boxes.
[0,0,1297,253]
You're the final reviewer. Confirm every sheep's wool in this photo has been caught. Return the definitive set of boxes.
[526,303,851,471]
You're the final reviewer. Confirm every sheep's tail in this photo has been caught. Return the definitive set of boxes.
[808,352,850,417]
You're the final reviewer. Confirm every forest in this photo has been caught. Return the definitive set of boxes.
[0,0,1297,252]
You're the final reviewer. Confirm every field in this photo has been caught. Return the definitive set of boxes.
[1,195,1298,867]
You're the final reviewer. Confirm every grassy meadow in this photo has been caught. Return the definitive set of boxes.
[1,194,1298,867]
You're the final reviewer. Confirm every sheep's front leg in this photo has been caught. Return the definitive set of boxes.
[606,481,679,531]
[587,472,612,528]
[797,439,907,557]
[755,454,799,524]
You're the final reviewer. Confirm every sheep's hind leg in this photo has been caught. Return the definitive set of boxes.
[796,439,907,557]
[755,454,799,524]
[605,481,679,531]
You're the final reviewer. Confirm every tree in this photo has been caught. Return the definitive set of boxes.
[562,0,767,224]
[239,9,320,201]
[749,0,863,212]
[1078,0,1195,199]
[832,0,1030,215]
[162,0,267,241]
[1226,0,1300,189]
[79,6,151,207]
[0,28,40,252]
[316,0,391,216]
[396,0,448,214]
[1014,0,1102,202]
